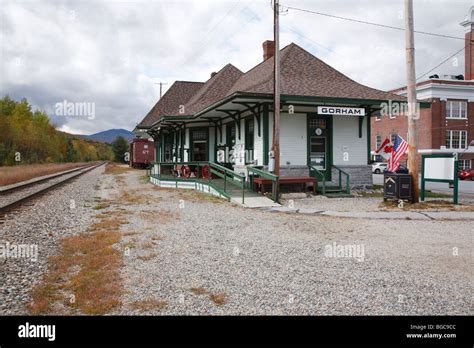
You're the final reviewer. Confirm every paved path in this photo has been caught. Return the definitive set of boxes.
[268,206,474,220]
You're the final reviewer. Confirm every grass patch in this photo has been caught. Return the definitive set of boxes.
[175,190,226,204]
[190,287,208,295]
[137,252,159,261]
[141,241,154,249]
[94,213,108,219]
[122,241,136,249]
[105,163,133,175]
[424,190,452,198]
[29,213,127,315]
[122,231,138,236]
[119,192,158,205]
[209,293,227,306]
[130,299,167,312]
[93,202,111,210]
[0,162,90,187]
[379,200,468,211]
[138,209,178,222]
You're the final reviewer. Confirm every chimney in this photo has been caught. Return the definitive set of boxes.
[460,6,474,80]
[211,72,217,78]
[262,40,275,61]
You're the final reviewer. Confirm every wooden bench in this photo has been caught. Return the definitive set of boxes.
[253,176,317,194]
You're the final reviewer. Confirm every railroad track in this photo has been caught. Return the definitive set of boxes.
[0,162,105,219]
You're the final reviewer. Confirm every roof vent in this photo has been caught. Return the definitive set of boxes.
[211,72,217,78]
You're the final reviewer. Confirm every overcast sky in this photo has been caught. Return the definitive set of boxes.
[0,0,471,134]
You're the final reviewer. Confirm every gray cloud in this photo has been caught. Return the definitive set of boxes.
[0,0,471,134]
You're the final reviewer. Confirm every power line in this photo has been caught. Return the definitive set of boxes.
[416,45,467,81]
[281,24,407,88]
[282,4,473,42]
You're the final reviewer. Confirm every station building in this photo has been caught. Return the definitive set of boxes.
[137,41,413,199]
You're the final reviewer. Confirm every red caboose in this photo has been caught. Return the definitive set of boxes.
[129,138,154,168]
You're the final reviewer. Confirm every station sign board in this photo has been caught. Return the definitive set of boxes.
[317,106,366,116]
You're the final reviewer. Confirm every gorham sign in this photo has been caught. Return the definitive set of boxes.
[317,106,365,116]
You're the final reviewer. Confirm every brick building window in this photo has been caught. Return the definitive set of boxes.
[445,130,467,149]
[375,135,382,149]
[375,114,381,121]
[391,133,397,144]
[446,101,467,119]
[458,159,471,170]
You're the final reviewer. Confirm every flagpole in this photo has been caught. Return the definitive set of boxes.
[404,0,420,202]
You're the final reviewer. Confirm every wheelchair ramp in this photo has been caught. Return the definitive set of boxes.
[232,195,281,208]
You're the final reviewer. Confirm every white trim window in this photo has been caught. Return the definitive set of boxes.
[445,130,467,149]
[458,159,471,170]
[375,114,381,121]
[375,135,382,149]
[446,100,467,119]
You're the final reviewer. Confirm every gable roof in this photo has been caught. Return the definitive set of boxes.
[184,64,244,115]
[226,43,406,102]
[138,80,204,128]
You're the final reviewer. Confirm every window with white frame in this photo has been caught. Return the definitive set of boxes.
[446,100,467,119]
[458,159,471,170]
[445,130,467,149]
[375,135,382,149]
[375,114,381,121]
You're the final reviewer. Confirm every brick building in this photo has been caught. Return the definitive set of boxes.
[371,6,474,171]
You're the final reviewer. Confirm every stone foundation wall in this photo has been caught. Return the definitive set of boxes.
[330,165,372,189]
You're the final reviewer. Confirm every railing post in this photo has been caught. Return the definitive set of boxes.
[224,168,227,192]
[346,173,350,194]
[275,177,279,203]
[339,170,342,191]
[208,163,211,192]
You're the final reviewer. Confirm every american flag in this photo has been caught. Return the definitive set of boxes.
[387,135,408,172]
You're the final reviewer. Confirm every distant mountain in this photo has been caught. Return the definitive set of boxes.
[85,129,134,144]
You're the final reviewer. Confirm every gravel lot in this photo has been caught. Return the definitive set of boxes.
[0,165,105,314]
[109,170,472,315]
[1,166,471,315]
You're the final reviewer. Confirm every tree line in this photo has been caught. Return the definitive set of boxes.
[0,96,115,165]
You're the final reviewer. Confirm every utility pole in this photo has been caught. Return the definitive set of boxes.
[154,82,168,99]
[404,0,419,202]
[272,0,280,176]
